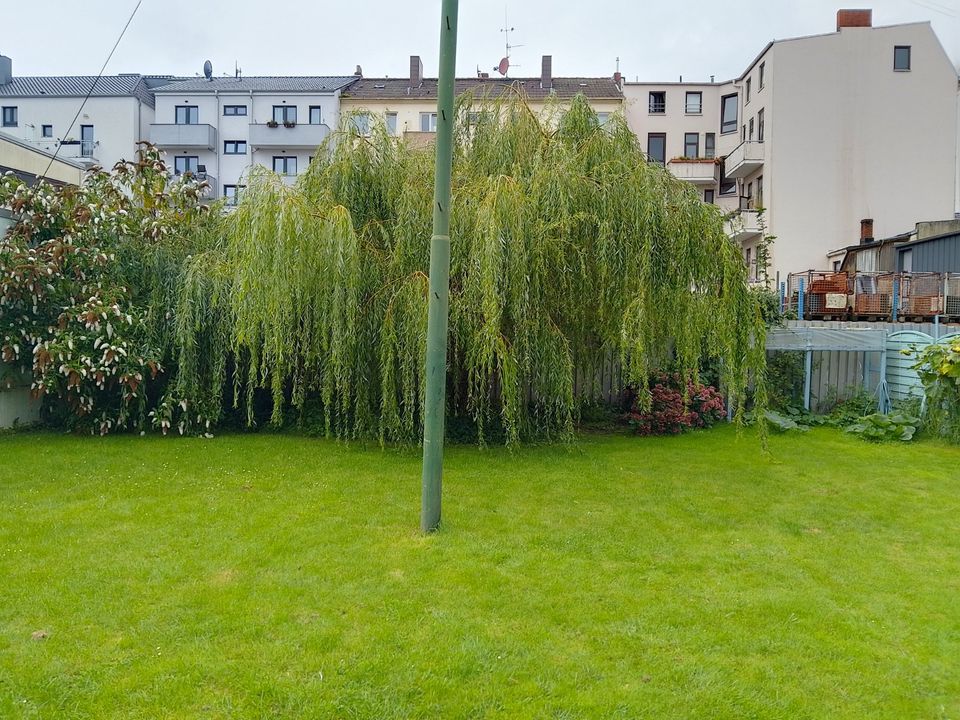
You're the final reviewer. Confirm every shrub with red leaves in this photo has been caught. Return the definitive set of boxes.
[624,373,726,435]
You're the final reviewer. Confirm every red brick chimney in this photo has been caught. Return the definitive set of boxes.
[613,71,622,88]
[409,55,423,88]
[541,55,553,90]
[860,218,874,244]
[837,9,873,31]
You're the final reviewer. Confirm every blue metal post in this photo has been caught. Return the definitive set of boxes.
[779,281,786,315]
[798,279,805,320]
[892,277,899,322]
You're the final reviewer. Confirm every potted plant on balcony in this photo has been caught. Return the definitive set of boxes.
[266,119,279,129]
[283,120,296,129]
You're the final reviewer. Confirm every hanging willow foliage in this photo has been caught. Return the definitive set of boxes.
[176,93,766,444]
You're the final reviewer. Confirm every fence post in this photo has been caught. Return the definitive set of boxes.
[798,278,805,320]
[803,331,813,411]
[779,281,786,315]
[892,277,899,322]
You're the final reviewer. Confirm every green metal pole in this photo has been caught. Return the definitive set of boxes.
[421,0,459,533]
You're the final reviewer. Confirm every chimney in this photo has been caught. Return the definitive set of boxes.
[860,218,875,244]
[541,55,552,90]
[409,55,423,88]
[354,65,363,77]
[0,55,11,86]
[837,9,872,31]
[613,71,622,88]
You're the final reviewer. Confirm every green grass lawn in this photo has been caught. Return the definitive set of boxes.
[1,426,958,719]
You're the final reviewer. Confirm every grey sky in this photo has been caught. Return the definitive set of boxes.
[4,1,959,83]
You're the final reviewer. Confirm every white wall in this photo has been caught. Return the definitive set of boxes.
[0,96,152,171]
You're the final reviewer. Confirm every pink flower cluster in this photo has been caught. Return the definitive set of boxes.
[624,373,726,436]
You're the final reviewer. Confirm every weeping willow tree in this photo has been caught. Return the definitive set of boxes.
[176,93,766,444]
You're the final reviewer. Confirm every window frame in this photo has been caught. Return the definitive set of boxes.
[272,155,297,176]
[80,124,95,157]
[759,62,765,89]
[757,109,765,143]
[648,91,666,115]
[719,160,737,196]
[41,124,53,138]
[745,78,752,104]
[174,105,199,125]
[704,133,716,159]
[748,117,755,142]
[223,140,247,155]
[646,132,666,165]
[720,93,738,134]
[419,112,438,132]
[683,132,699,159]
[2,106,18,127]
[704,189,715,204]
[308,106,323,125]
[386,112,398,136]
[684,91,702,115]
[272,105,297,124]
[223,105,248,117]
[223,184,244,206]
[173,155,200,175]
[894,45,911,71]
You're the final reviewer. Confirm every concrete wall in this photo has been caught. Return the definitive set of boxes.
[0,134,83,185]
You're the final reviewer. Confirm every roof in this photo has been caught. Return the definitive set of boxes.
[342,76,623,101]
[0,75,155,107]
[0,130,86,169]
[829,232,912,257]
[895,229,960,251]
[152,76,359,94]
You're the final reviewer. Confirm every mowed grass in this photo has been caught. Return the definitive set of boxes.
[1,426,958,719]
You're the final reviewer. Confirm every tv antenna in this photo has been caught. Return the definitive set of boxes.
[495,7,523,76]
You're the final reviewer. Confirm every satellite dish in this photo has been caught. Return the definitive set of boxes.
[203,60,213,80]
[497,57,510,76]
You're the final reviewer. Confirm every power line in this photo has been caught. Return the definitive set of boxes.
[38,0,144,181]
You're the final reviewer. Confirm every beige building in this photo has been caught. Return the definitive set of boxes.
[341,55,623,146]
[625,9,960,284]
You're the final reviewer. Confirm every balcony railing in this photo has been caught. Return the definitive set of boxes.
[149,124,217,150]
[249,122,330,149]
[54,140,98,161]
[666,158,719,184]
[724,140,764,179]
[170,171,217,200]
[725,209,763,242]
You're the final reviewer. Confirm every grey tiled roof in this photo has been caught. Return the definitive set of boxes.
[0,75,156,107]
[152,76,360,93]
[343,77,623,101]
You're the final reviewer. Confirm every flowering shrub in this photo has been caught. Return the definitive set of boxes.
[911,339,960,443]
[624,373,726,435]
[0,145,216,434]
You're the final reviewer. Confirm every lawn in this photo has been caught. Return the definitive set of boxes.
[1,426,958,719]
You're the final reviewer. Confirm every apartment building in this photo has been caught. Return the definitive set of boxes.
[625,10,960,283]
[149,75,358,203]
[341,55,623,145]
[0,54,160,171]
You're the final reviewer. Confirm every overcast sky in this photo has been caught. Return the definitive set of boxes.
[4,1,959,83]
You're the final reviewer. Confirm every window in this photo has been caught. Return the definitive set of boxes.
[596,112,610,127]
[720,94,738,134]
[352,113,371,135]
[646,133,666,165]
[223,185,242,206]
[894,45,911,71]
[833,260,842,273]
[386,112,398,136]
[902,248,913,272]
[745,248,753,280]
[273,105,297,124]
[173,155,199,175]
[704,133,716,159]
[309,106,323,125]
[419,112,438,132]
[175,106,198,125]
[41,124,53,138]
[746,78,752,104]
[223,105,247,116]
[1,106,17,127]
[746,182,753,208]
[223,140,246,155]
[759,62,765,89]
[719,160,736,195]
[685,91,702,114]
[704,189,715,204]
[272,156,297,175]
[648,91,666,114]
[748,117,755,141]
[684,132,699,158]
[756,175,763,208]
[80,125,94,157]
[741,124,746,142]
[757,109,765,142]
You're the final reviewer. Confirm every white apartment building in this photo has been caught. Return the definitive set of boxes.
[149,75,358,204]
[0,54,159,171]
[625,9,960,283]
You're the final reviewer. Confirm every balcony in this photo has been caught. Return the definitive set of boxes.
[726,209,763,242]
[723,140,764,179]
[666,158,719,185]
[54,140,98,163]
[248,122,330,149]
[149,124,217,150]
